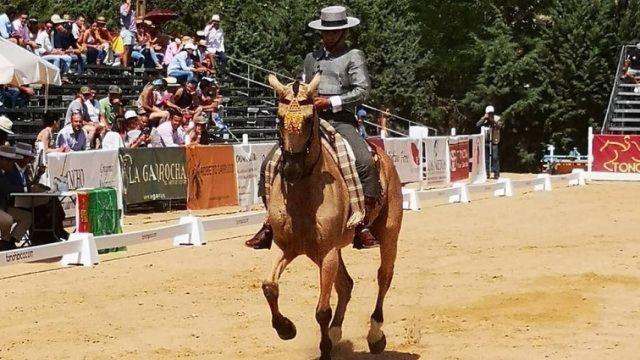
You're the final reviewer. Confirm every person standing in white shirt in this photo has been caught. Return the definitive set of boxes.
[203,14,227,76]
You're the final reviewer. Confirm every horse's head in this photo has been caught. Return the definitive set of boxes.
[268,73,321,183]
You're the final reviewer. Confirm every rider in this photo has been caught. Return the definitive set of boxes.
[245,5,381,250]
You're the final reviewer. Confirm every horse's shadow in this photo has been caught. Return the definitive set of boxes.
[314,340,421,360]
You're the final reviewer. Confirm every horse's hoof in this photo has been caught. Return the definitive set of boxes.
[328,326,342,344]
[368,333,386,354]
[274,316,297,340]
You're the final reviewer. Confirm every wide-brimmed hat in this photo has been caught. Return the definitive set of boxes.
[0,115,14,134]
[196,30,205,37]
[308,6,360,31]
[0,146,23,160]
[62,14,72,22]
[210,14,220,22]
[193,116,207,124]
[14,142,36,158]
[51,14,65,24]
[96,16,107,24]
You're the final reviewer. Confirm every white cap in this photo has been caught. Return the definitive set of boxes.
[211,14,220,22]
[124,110,138,120]
[485,105,495,114]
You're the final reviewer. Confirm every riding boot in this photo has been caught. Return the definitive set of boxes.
[244,223,273,250]
[353,197,380,250]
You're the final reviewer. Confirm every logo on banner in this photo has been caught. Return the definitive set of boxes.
[598,136,640,173]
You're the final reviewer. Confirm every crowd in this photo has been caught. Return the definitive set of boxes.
[0,2,227,82]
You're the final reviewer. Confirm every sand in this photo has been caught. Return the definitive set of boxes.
[1,180,639,360]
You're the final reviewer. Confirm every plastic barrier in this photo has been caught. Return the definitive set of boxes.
[511,174,552,192]
[0,233,98,267]
[467,178,513,197]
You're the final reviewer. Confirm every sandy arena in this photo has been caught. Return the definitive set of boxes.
[1,180,639,359]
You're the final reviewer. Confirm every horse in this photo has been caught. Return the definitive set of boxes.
[261,74,403,360]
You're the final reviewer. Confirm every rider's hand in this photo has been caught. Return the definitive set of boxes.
[314,97,331,111]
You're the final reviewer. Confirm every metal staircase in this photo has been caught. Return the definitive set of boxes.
[602,45,640,134]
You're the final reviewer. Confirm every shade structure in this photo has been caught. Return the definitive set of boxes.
[144,9,178,24]
[0,38,61,86]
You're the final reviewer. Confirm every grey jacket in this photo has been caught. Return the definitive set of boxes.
[303,46,371,115]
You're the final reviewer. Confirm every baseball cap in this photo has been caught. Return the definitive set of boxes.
[124,110,138,120]
[485,105,495,114]
[211,14,220,22]
[108,85,122,94]
[80,86,91,94]
[357,109,367,118]
[151,78,167,87]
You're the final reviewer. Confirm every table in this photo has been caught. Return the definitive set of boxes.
[10,192,76,246]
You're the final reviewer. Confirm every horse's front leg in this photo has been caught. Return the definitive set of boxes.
[316,247,339,360]
[262,246,297,340]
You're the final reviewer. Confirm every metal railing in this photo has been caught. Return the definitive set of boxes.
[226,55,438,137]
[602,45,628,134]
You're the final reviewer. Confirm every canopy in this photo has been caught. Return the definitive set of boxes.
[0,38,61,86]
[144,9,178,24]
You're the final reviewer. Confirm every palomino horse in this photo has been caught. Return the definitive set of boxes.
[261,74,403,360]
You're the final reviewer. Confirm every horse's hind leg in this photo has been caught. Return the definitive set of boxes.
[368,202,401,354]
[329,250,354,345]
[262,246,297,340]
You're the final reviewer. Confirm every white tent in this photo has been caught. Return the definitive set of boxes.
[0,38,61,86]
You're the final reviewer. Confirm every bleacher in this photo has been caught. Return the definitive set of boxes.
[603,45,640,134]
[1,63,279,144]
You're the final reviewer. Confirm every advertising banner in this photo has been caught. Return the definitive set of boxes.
[233,142,275,208]
[592,135,640,173]
[423,137,449,185]
[47,149,123,210]
[186,145,239,210]
[449,137,470,182]
[468,134,484,182]
[383,138,421,183]
[118,147,187,206]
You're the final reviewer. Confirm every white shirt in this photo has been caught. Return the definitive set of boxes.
[71,23,81,40]
[102,131,125,149]
[85,99,101,123]
[204,24,224,53]
[35,30,53,55]
[11,19,30,41]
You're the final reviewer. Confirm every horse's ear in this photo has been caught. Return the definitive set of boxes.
[268,74,286,97]
[306,73,321,96]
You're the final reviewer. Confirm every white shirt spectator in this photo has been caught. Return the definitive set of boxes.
[71,22,81,40]
[167,51,193,73]
[204,24,224,54]
[11,19,30,42]
[102,131,125,149]
[35,30,52,55]
[85,99,101,123]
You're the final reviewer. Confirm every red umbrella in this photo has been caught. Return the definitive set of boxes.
[144,9,178,24]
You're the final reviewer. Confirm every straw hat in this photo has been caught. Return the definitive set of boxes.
[0,116,14,134]
[50,14,65,24]
[210,14,220,22]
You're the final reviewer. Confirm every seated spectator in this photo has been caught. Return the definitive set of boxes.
[0,6,18,43]
[84,87,104,147]
[95,16,113,65]
[154,111,185,147]
[0,116,13,145]
[145,25,164,67]
[0,145,31,249]
[99,85,124,129]
[71,15,85,46]
[163,36,181,66]
[103,110,148,149]
[11,11,37,49]
[197,77,221,115]
[624,42,640,88]
[35,21,73,75]
[138,79,170,126]
[56,112,87,152]
[0,84,33,108]
[65,86,90,125]
[36,112,61,154]
[126,108,151,147]
[136,22,163,69]
[81,21,107,65]
[167,80,201,118]
[52,14,86,75]
[204,14,227,76]
[185,116,209,145]
[167,43,198,83]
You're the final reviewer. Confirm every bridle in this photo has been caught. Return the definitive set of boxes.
[277,95,321,179]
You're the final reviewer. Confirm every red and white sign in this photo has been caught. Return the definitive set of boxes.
[449,138,470,182]
[423,137,449,185]
[383,138,421,183]
[593,135,640,173]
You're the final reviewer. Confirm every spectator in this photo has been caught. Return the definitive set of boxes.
[0,145,28,250]
[36,112,61,154]
[168,80,201,117]
[356,109,368,138]
[11,11,36,49]
[71,15,85,45]
[154,111,184,147]
[136,23,162,69]
[120,0,137,68]
[103,110,148,149]
[0,84,33,108]
[138,79,170,125]
[126,108,151,147]
[624,42,640,89]
[0,6,17,42]
[35,21,73,75]
[185,115,209,145]
[476,105,503,180]
[52,14,86,75]
[81,22,107,65]
[167,43,198,83]
[0,115,13,145]
[99,85,124,129]
[95,16,113,65]
[56,112,87,152]
[163,37,181,66]
[65,86,90,125]
[204,14,227,76]
[197,77,221,115]
[85,88,101,123]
